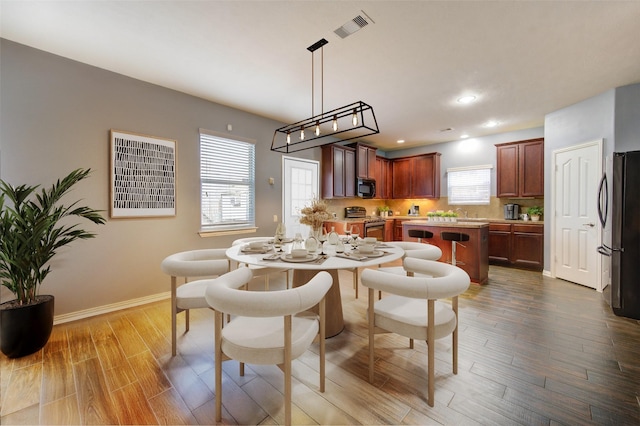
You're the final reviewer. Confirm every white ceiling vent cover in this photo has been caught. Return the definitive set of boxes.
[334,11,374,39]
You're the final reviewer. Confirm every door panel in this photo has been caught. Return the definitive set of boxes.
[553,143,601,289]
[283,157,319,238]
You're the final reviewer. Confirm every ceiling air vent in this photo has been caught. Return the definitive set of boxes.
[334,11,374,39]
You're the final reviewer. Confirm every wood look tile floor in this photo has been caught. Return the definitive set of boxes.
[1,264,639,425]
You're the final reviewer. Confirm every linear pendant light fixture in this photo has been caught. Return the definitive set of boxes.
[271,38,379,153]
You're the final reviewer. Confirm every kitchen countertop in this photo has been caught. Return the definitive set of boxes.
[402,220,489,228]
[390,215,544,224]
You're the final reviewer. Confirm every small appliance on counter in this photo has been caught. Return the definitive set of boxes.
[504,203,520,220]
[408,204,419,216]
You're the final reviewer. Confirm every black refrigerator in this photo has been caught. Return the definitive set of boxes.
[598,150,640,319]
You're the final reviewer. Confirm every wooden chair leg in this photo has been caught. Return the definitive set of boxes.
[319,297,326,392]
[409,338,414,349]
[427,299,435,407]
[368,288,375,383]
[353,268,359,299]
[453,296,459,375]
[185,309,190,332]
[171,276,178,357]
[284,315,292,426]
[215,311,223,422]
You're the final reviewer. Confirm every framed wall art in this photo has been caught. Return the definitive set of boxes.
[110,129,177,218]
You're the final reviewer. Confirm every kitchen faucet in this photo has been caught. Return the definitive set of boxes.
[456,208,468,218]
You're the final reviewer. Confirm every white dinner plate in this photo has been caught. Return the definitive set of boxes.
[351,250,385,258]
[280,253,319,263]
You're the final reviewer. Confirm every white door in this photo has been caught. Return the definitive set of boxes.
[282,156,319,238]
[552,140,602,290]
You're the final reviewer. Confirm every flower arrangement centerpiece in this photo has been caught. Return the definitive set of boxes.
[299,197,333,236]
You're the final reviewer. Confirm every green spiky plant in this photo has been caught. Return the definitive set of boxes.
[0,168,106,306]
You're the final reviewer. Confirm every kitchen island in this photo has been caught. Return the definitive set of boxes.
[403,220,489,284]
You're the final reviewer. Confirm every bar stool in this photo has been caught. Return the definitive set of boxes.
[441,232,469,267]
[408,229,434,243]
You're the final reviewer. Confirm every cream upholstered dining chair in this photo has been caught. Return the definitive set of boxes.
[161,249,231,356]
[377,241,443,276]
[232,237,290,289]
[361,257,470,407]
[205,268,332,426]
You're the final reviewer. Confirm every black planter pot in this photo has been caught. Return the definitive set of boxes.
[0,295,55,358]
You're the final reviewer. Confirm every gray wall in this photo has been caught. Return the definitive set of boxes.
[0,39,318,316]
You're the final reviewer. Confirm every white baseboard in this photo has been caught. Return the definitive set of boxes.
[53,292,170,325]
[542,269,552,277]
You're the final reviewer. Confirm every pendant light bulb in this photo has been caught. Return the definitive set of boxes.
[286,131,291,144]
[332,115,338,131]
[300,126,305,140]
[352,109,358,126]
[314,121,320,136]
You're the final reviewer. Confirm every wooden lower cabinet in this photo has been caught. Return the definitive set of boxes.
[384,219,394,242]
[393,219,406,241]
[489,222,543,271]
[488,223,511,263]
[402,223,489,285]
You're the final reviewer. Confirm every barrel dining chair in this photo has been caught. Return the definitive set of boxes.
[205,268,332,426]
[361,257,470,407]
[161,248,231,356]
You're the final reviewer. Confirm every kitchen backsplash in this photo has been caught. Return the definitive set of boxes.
[323,197,544,220]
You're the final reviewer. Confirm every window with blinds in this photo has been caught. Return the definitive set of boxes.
[447,165,492,205]
[200,130,255,231]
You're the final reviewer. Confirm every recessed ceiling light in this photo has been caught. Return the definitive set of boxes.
[485,120,499,128]
[457,95,477,104]
[460,134,469,139]
[397,139,405,144]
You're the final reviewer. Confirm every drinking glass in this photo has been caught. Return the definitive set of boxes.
[350,225,360,246]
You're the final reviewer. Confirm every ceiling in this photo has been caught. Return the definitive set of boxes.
[2,1,640,151]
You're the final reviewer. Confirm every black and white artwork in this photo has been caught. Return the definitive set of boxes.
[110,130,177,218]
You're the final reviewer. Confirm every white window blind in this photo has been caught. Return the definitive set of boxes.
[447,165,492,205]
[200,130,255,231]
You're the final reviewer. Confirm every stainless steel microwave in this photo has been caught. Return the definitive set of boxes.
[357,178,376,199]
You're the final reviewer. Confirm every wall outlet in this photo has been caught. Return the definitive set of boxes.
[273,214,278,222]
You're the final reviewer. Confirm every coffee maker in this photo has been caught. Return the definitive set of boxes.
[504,203,520,220]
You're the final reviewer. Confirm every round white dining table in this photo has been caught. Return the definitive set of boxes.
[225,243,404,337]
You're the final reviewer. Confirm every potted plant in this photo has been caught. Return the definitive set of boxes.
[377,205,390,217]
[528,206,543,221]
[0,168,105,358]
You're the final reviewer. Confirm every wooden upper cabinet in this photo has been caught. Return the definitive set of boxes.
[374,156,392,199]
[321,144,356,199]
[392,153,441,199]
[392,158,412,198]
[349,143,377,179]
[519,140,544,197]
[496,138,544,198]
[413,153,440,198]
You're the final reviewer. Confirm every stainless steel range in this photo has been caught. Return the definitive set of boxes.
[345,206,386,240]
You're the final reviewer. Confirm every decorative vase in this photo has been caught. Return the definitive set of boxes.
[0,295,55,358]
[305,233,318,253]
[327,226,339,245]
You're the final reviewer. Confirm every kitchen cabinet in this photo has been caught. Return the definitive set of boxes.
[489,222,543,270]
[392,153,441,199]
[496,138,544,198]
[403,221,489,285]
[393,219,406,241]
[374,156,392,199]
[321,144,356,199]
[384,219,394,242]
[348,142,377,180]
